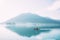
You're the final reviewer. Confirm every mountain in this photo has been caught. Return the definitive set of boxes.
[5,13,60,37]
[5,13,60,23]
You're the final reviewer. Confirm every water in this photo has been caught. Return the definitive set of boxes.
[0,24,60,40]
[7,26,51,37]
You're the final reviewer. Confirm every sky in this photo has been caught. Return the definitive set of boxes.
[0,0,60,23]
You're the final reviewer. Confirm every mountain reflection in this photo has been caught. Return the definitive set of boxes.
[7,26,50,37]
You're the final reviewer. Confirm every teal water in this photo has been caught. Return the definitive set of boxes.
[7,26,50,37]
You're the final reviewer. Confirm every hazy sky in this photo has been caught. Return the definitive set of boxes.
[0,0,60,22]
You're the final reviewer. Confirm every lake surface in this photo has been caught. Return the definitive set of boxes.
[0,24,60,40]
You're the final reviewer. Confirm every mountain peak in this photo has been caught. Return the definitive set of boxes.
[5,13,60,23]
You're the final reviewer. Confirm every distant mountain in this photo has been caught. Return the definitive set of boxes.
[5,13,60,24]
[5,13,60,37]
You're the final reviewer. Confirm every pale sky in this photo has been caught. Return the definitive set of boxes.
[0,0,60,23]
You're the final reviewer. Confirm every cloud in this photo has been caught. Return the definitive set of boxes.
[46,0,60,20]
[47,1,60,11]
[35,0,60,20]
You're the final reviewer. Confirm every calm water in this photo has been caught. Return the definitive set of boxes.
[7,25,60,37]
[0,24,60,40]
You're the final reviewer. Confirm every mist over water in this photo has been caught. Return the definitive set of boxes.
[0,24,60,40]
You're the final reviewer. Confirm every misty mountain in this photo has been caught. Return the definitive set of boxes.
[5,13,60,23]
[5,13,60,37]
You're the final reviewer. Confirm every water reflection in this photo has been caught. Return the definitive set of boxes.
[7,26,50,37]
